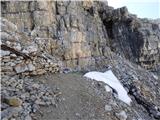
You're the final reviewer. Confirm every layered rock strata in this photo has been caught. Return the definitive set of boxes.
[1,1,160,70]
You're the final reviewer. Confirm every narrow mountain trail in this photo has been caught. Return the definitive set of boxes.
[32,73,154,120]
[33,73,110,120]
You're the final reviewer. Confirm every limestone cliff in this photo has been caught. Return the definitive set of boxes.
[1,1,159,71]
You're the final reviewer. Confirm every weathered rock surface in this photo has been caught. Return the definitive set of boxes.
[1,1,160,120]
[1,75,60,120]
[1,1,159,70]
[1,16,60,76]
[98,5,160,70]
[4,97,22,107]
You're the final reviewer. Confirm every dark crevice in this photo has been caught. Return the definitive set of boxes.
[142,60,155,65]
[86,7,94,16]
[55,2,59,15]
[31,15,35,31]
[28,1,35,31]
[103,20,114,39]
[61,55,65,61]
[1,1,7,13]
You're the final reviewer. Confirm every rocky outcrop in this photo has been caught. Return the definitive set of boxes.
[1,17,61,120]
[1,1,112,70]
[98,5,160,70]
[1,17,60,76]
[1,1,160,70]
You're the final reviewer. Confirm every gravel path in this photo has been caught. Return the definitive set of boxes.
[33,73,111,120]
[32,73,155,120]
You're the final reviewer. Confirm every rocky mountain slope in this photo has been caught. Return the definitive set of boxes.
[1,1,160,120]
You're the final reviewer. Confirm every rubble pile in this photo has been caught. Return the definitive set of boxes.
[1,18,61,120]
[1,18,61,76]
[1,75,60,120]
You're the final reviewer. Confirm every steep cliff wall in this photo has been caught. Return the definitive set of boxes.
[1,1,160,71]
[98,5,160,70]
[1,1,106,71]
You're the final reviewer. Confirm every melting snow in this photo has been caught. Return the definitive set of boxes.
[84,70,132,105]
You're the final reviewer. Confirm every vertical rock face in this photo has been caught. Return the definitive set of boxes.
[1,1,109,70]
[1,1,160,71]
[98,6,160,70]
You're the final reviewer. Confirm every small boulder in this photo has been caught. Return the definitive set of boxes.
[116,111,127,120]
[6,97,22,107]
[14,63,28,73]
[14,63,35,73]
[0,50,10,57]
[105,105,112,112]
[27,63,36,71]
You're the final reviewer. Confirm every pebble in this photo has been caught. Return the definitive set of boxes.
[105,85,112,92]
[49,67,52,71]
[10,62,16,67]
[16,57,21,61]
[105,105,112,112]
[75,113,80,117]
[32,83,40,89]
[116,111,127,120]
[0,50,10,57]
[6,97,22,107]
[6,41,11,45]
[1,66,13,72]
[14,43,22,51]
[35,99,46,106]
[14,63,28,73]
[27,63,36,71]
[3,57,10,62]
[10,53,17,58]
[36,69,46,75]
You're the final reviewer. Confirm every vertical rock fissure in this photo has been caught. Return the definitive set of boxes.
[103,20,114,39]
[28,1,35,31]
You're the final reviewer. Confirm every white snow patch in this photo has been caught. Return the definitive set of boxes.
[84,70,132,105]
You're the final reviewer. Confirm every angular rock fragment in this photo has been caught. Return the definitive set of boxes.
[4,97,22,107]
[0,50,10,57]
